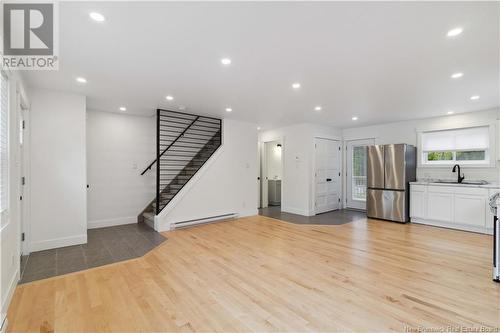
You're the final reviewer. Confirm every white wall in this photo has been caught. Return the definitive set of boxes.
[1,71,28,331]
[342,108,500,183]
[260,123,342,216]
[157,119,258,231]
[29,88,87,251]
[86,110,155,228]
[265,140,282,180]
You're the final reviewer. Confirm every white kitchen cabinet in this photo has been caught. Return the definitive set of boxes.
[410,183,492,234]
[454,191,487,227]
[427,187,454,223]
[410,185,426,219]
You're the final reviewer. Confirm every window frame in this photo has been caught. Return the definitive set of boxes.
[417,123,496,168]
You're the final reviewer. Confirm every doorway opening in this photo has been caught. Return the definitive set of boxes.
[259,139,283,210]
[346,139,374,210]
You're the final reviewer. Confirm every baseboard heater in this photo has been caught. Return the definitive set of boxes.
[173,213,238,229]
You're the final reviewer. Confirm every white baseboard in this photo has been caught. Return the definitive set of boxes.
[1,268,19,333]
[87,216,137,229]
[411,218,493,235]
[30,234,87,252]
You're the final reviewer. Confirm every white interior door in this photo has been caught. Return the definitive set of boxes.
[315,138,341,214]
[346,139,374,210]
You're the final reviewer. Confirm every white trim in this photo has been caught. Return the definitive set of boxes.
[260,136,284,209]
[30,233,87,252]
[345,138,374,210]
[0,266,19,333]
[411,218,493,235]
[87,216,137,229]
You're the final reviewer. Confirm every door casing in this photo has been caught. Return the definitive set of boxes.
[346,138,374,210]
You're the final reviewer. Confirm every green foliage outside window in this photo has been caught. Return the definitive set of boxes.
[427,151,453,161]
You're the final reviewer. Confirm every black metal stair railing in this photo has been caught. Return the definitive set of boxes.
[140,109,222,218]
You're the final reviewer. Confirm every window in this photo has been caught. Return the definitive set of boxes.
[0,72,8,214]
[420,126,491,166]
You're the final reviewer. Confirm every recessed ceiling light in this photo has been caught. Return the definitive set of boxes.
[76,77,87,83]
[221,58,231,65]
[352,116,358,121]
[225,107,232,112]
[447,111,454,115]
[314,106,322,111]
[89,12,105,22]
[119,106,126,111]
[447,27,463,37]
[451,72,463,79]
[292,82,301,89]
[257,126,261,130]
[166,95,174,101]
[470,95,480,100]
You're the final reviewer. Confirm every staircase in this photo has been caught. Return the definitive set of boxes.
[138,109,222,228]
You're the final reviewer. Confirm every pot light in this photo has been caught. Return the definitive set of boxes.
[292,82,301,89]
[76,77,87,83]
[451,72,463,79]
[352,116,358,121]
[257,126,261,130]
[221,58,231,65]
[314,106,322,111]
[447,27,463,38]
[470,95,480,100]
[166,95,174,101]
[225,107,232,112]
[447,111,454,115]
[89,12,105,22]
[119,107,126,111]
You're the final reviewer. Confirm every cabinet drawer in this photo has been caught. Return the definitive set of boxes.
[411,184,426,192]
[428,186,455,194]
[454,187,487,196]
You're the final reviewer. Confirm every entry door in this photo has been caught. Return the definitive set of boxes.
[346,139,374,210]
[315,138,341,214]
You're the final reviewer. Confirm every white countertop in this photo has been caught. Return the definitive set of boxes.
[410,180,500,189]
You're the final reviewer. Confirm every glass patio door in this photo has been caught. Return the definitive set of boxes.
[346,139,374,210]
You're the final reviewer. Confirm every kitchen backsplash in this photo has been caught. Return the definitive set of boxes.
[417,167,499,183]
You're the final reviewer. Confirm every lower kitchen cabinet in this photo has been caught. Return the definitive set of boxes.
[410,183,493,234]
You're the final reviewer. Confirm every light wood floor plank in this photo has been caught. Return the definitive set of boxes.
[7,216,500,332]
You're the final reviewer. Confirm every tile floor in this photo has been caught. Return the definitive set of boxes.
[259,206,366,225]
[20,223,166,284]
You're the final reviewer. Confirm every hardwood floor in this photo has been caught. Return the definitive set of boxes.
[7,215,500,332]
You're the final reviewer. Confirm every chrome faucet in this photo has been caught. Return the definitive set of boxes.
[452,164,465,183]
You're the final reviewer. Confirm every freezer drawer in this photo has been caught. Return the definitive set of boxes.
[367,189,407,222]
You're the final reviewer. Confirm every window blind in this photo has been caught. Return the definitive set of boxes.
[421,126,490,152]
[0,73,8,212]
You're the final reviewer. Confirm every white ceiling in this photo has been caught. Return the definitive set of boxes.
[23,1,500,129]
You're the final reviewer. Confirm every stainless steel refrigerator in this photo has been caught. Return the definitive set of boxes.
[367,144,416,223]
